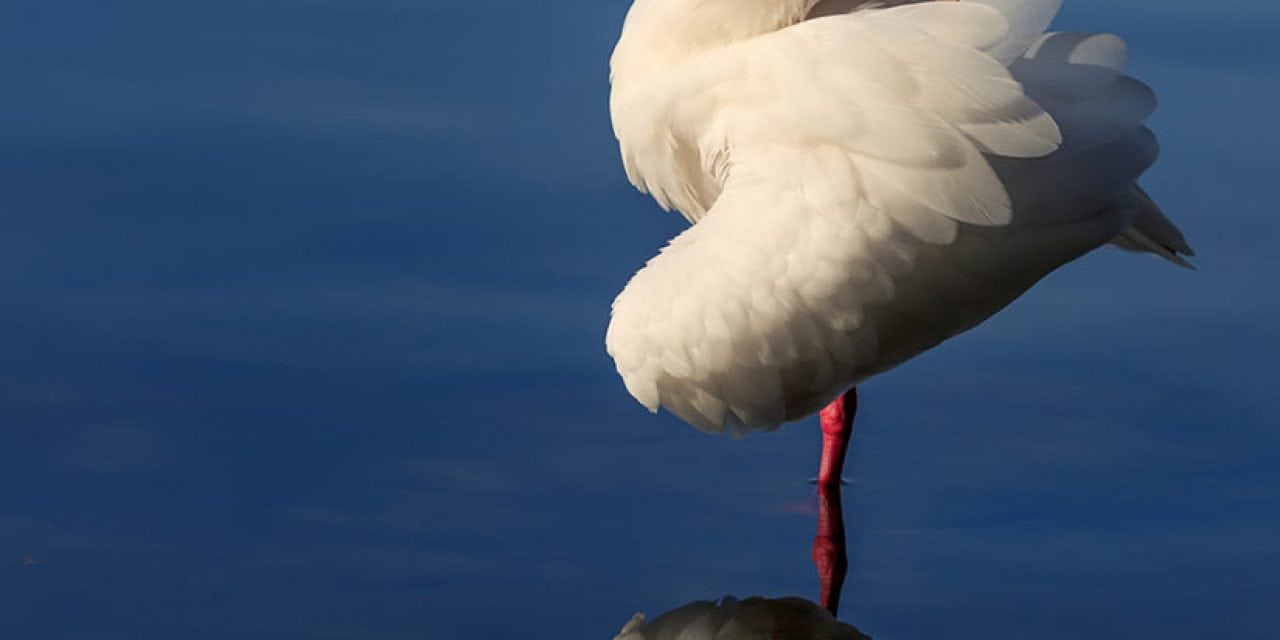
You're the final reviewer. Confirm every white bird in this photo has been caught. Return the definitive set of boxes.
[605,0,1193,483]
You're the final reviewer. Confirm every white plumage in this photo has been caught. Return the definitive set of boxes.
[606,0,1192,435]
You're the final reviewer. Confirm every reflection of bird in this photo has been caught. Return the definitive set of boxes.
[614,595,870,640]
[616,470,857,636]
[606,0,1192,482]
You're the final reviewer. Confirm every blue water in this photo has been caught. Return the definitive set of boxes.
[1,1,1277,638]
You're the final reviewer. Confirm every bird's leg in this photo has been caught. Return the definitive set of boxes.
[813,388,855,614]
[817,388,857,487]
[812,480,849,616]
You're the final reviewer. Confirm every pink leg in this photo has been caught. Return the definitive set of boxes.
[813,388,855,615]
[817,388,857,487]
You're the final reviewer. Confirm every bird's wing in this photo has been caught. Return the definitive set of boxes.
[724,3,1063,235]
[610,0,1063,226]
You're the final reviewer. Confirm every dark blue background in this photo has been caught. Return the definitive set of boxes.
[1,1,1276,638]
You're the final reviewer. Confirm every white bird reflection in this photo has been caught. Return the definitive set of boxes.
[615,484,864,639]
[613,595,869,640]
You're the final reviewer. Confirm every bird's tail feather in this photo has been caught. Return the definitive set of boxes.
[1110,185,1196,269]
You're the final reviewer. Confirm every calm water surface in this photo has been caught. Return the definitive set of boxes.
[1,1,1277,638]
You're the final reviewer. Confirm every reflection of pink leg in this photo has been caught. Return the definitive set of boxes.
[812,481,848,616]
[817,388,857,487]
